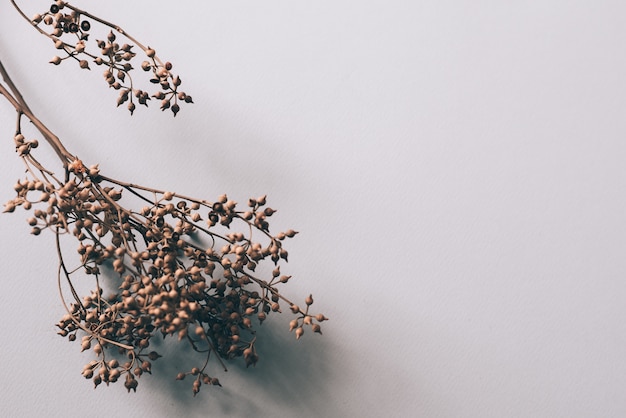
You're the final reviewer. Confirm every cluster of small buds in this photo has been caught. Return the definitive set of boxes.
[31,1,192,115]
[2,0,326,397]
[4,146,327,394]
[76,343,160,392]
[176,368,222,397]
[12,133,39,158]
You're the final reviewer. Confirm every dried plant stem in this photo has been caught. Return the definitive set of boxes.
[0,60,74,166]
[1,2,326,395]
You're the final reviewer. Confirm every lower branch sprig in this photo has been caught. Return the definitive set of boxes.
[0,56,326,395]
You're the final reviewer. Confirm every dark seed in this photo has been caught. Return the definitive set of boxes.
[50,4,59,13]
[81,20,91,31]
[69,22,78,33]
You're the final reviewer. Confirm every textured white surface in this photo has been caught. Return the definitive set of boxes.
[1,1,626,417]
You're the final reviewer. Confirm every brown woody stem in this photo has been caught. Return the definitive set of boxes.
[0,59,75,167]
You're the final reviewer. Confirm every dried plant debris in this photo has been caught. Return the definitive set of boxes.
[22,0,192,115]
[0,1,326,395]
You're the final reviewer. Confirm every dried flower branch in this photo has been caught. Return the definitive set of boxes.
[11,0,192,115]
[1,2,326,395]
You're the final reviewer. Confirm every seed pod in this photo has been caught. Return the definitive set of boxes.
[124,375,138,392]
[156,66,168,78]
[295,327,304,340]
[141,360,152,372]
[289,319,299,331]
[50,56,62,65]
[315,314,328,322]
[81,338,91,351]
[192,379,201,396]
[75,41,85,53]
[146,47,156,58]
[79,60,89,69]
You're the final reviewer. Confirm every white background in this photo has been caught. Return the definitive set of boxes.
[1,1,626,417]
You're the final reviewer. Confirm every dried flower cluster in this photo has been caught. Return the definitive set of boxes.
[16,0,191,115]
[0,1,325,395]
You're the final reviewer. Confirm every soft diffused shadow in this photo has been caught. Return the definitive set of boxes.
[140,318,332,417]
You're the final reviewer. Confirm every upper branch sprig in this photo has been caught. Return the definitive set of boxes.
[12,0,192,116]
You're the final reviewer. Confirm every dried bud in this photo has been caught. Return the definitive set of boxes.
[3,202,15,212]
[88,164,100,177]
[50,56,62,65]
[289,319,299,331]
[156,66,168,78]
[295,327,304,340]
[315,314,328,322]
[124,375,138,392]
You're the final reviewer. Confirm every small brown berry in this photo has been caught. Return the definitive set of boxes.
[295,327,304,340]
